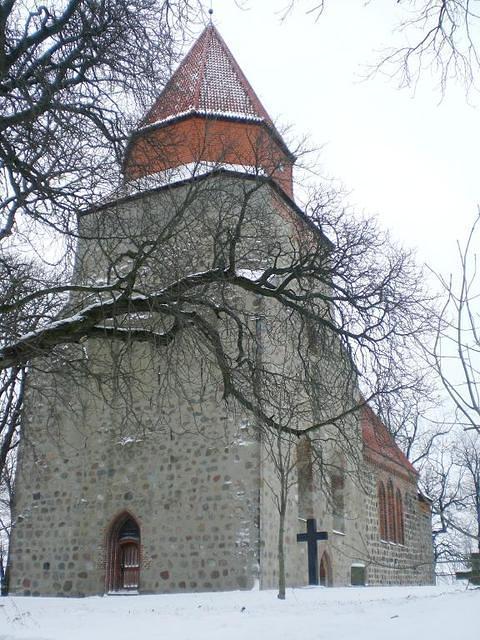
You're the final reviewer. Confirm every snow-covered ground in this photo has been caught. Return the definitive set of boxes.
[0,584,477,640]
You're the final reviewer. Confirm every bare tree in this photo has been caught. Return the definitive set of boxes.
[0,163,434,596]
[371,376,451,468]
[0,0,435,457]
[1,0,204,242]
[422,441,466,566]
[432,213,480,434]
[454,431,480,553]
[262,428,298,600]
[0,181,434,417]
[419,427,480,581]
[0,0,205,569]
[285,1,480,91]
[0,2,439,592]
[0,452,15,593]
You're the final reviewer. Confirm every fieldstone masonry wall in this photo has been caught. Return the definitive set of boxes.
[7,175,434,595]
[8,343,261,596]
[363,463,434,586]
[8,379,434,594]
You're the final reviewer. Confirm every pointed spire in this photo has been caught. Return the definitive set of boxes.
[141,24,274,128]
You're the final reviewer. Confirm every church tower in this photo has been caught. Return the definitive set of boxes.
[124,23,295,198]
[7,23,434,597]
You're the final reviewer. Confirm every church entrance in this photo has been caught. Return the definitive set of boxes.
[319,552,332,587]
[106,513,141,593]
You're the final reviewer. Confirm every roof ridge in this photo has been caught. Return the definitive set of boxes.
[207,24,273,125]
[193,23,211,108]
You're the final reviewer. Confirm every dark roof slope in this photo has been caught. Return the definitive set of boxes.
[362,404,418,479]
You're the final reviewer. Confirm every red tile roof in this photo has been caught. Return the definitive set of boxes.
[141,24,274,127]
[361,405,418,478]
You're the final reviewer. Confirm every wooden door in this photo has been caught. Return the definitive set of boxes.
[120,541,140,589]
[105,514,141,593]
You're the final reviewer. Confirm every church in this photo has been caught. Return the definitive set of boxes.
[7,23,434,596]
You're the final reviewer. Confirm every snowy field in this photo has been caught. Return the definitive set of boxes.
[0,584,477,640]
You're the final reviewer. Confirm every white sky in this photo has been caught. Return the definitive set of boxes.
[199,1,480,277]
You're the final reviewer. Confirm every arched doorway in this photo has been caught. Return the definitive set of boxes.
[105,512,141,593]
[319,551,332,587]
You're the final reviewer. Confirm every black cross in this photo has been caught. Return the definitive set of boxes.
[296,518,328,585]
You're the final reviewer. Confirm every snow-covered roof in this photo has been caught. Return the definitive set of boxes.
[141,24,275,129]
[104,161,268,202]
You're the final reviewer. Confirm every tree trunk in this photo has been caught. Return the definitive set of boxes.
[0,551,5,596]
[277,501,286,600]
[476,487,480,554]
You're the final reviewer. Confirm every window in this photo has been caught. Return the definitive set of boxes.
[296,437,313,519]
[331,463,345,533]
[396,489,405,545]
[387,479,397,542]
[306,319,319,353]
[380,479,405,544]
[378,481,387,540]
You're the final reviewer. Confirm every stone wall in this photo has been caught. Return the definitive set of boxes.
[362,462,435,586]
[8,340,261,597]
[8,175,290,597]
[7,173,435,595]
[8,368,435,595]
[259,434,435,589]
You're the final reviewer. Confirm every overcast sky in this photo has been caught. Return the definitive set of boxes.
[195,2,480,278]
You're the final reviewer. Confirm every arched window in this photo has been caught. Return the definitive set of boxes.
[396,489,405,545]
[387,480,397,542]
[105,512,141,593]
[319,551,333,587]
[378,481,387,540]
[331,460,345,533]
[296,437,313,519]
